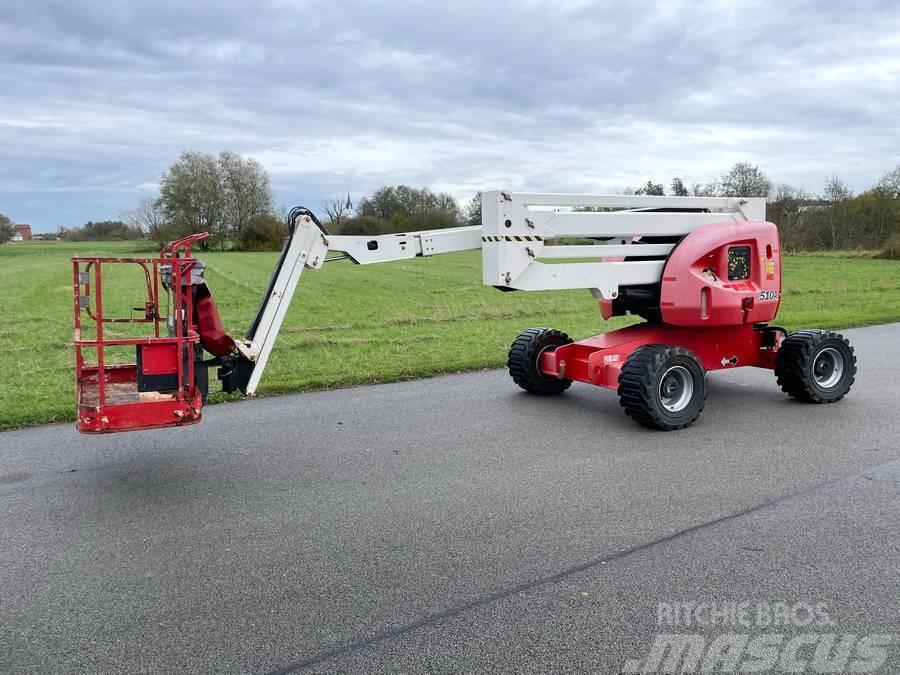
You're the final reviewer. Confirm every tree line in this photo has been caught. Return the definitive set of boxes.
[306,161,900,257]
[0,150,281,248]
[332,185,476,235]
[56,220,143,241]
[601,162,900,256]
[128,152,474,249]
[3,153,899,258]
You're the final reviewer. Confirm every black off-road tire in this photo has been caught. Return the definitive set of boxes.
[618,345,707,431]
[775,330,856,403]
[508,328,573,395]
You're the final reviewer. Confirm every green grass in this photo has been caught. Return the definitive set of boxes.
[1,240,899,430]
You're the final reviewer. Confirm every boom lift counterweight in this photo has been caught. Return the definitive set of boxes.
[72,192,856,433]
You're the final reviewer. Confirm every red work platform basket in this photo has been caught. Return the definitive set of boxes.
[73,234,208,433]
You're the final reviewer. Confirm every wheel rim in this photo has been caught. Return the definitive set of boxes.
[535,343,561,380]
[659,365,693,413]
[813,347,844,389]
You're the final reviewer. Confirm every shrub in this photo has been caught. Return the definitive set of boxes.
[881,232,900,260]
[337,216,390,235]
[408,209,461,231]
[236,214,287,251]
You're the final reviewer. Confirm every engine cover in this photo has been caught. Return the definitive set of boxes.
[660,220,781,327]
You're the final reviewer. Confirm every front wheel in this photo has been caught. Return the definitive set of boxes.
[775,330,856,403]
[508,328,573,395]
[618,345,707,430]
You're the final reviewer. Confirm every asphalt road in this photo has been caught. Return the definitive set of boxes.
[2,323,899,673]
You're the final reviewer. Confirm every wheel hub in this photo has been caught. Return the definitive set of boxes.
[659,365,693,413]
[813,347,843,389]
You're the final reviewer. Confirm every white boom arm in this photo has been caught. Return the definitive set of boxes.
[327,226,483,265]
[240,216,482,394]
[238,192,765,394]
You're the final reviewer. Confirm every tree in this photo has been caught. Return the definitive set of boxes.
[670,178,689,197]
[691,180,720,197]
[464,191,482,226]
[767,183,812,251]
[720,162,771,197]
[851,188,900,250]
[150,150,276,249]
[823,175,854,250]
[128,196,169,245]
[321,193,353,230]
[218,150,273,244]
[635,181,665,196]
[356,186,396,220]
[159,151,224,248]
[877,165,900,197]
[0,212,14,243]
[823,175,853,204]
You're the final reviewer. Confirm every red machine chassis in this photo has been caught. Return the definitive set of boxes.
[539,322,778,389]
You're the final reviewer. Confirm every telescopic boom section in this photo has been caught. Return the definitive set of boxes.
[480,191,765,298]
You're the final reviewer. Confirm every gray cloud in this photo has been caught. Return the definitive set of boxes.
[1,0,898,230]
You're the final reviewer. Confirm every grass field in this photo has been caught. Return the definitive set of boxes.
[1,240,899,430]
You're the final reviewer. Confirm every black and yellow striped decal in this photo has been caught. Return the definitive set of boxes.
[481,235,543,242]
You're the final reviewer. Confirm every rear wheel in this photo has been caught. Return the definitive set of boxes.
[618,345,707,430]
[775,330,856,403]
[508,328,573,395]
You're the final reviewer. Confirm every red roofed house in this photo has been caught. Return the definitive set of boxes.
[14,224,32,241]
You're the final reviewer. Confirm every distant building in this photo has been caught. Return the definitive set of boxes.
[14,224,32,240]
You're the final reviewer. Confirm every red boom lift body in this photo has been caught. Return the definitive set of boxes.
[72,195,857,433]
[539,220,783,389]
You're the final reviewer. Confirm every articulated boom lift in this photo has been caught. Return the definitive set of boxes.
[73,192,856,433]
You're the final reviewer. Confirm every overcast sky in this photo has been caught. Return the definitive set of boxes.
[1,0,899,231]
